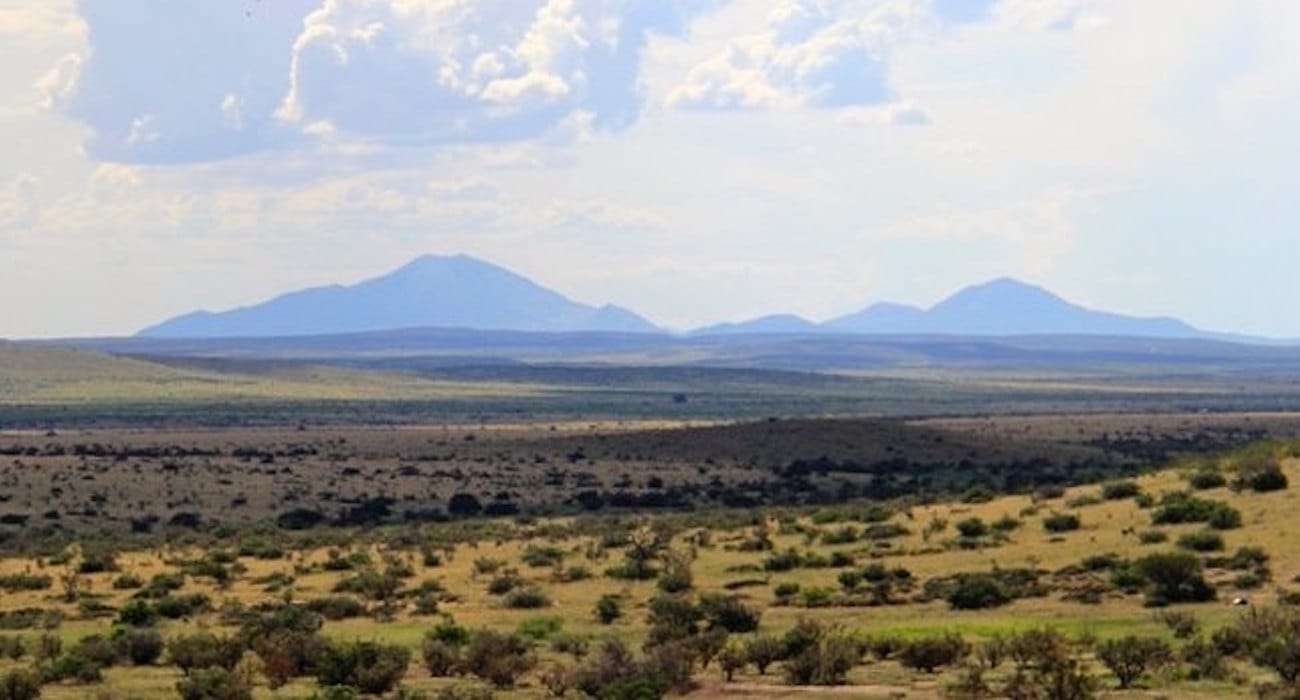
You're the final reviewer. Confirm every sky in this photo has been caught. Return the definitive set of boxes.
[1,0,1299,338]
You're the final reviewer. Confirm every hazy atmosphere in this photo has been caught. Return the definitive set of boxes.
[2,0,1299,338]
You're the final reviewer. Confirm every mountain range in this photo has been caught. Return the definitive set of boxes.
[140,254,1207,340]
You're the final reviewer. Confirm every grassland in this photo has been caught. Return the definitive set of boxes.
[0,435,1297,697]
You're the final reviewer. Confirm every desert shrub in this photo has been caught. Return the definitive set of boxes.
[462,631,535,688]
[503,586,550,610]
[550,633,589,659]
[1102,480,1142,500]
[862,523,909,540]
[782,633,861,686]
[0,669,40,700]
[115,599,158,627]
[0,636,24,661]
[898,633,968,673]
[1177,530,1225,552]
[72,634,119,667]
[305,596,366,621]
[955,518,988,539]
[154,593,211,620]
[33,635,61,663]
[773,582,800,603]
[1138,529,1168,545]
[1002,628,1097,699]
[947,574,1012,610]
[1188,470,1227,490]
[112,573,143,590]
[594,594,622,624]
[520,545,565,568]
[1135,552,1216,606]
[746,635,783,675]
[763,549,803,573]
[422,639,461,678]
[1151,492,1241,529]
[314,641,410,695]
[698,593,761,633]
[516,615,563,641]
[1155,610,1199,639]
[0,574,50,593]
[991,515,1021,532]
[1096,635,1171,688]
[38,653,102,684]
[77,549,118,574]
[1042,513,1080,533]
[570,640,670,700]
[166,632,243,673]
[118,628,165,666]
[175,667,252,700]
[1181,637,1230,680]
[1233,453,1289,493]
[485,572,521,596]
[646,595,701,645]
[657,566,693,595]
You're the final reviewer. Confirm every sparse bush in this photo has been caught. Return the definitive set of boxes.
[1138,529,1168,545]
[516,615,563,641]
[1188,470,1227,490]
[1042,513,1080,533]
[0,669,40,700]
[1101,481,1142,500]
[167,632,243,674]
[462,631,534,688]
[313,641,410,695]
[1151,492,1241,529]
[1177,530,1225,552]
[746,635,782,675]
[699,593,761,633]
[1233,453,1289,493]
[1155,610,1199,639]
[594,594,622,624]
[503,586,550,610]
[782,633,861,686]
[947,574,1012,610]
[1096,635,1171,688]
[955,518,989,539]
[898,633,968,673]
[175,667,252,700]
[1135,552,1216,606]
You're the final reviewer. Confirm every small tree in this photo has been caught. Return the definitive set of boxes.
[462,630,535,688]
[594,594,622,624]
[718,643,747,682]
[745,635,782,675]
[175,667,252,700]
[1134,552,1215,606]
[898,634,968,673]
[1095,635,1171,688]
[0,669,40,700]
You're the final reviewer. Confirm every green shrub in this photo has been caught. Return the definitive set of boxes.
[1135,552,1215,606]
[1042,513,1081,533]
[1188,470,1227,490]
[517,615,564,641]
[503,586,550,610]
[1101,481,1142,500]
[0,574,50,593]
[175,667,252,700]
[699,593,761,633]
[117,628,164,666]
[1233,453,1289,493]
[898,633,968,673]
[947,574,1012,610]
[1096,635,1172,688]
[1177,530,1225,552]
[1138,529,1168,545]
[955,518,988,538]
[462,630,535,688]
[594,594,622,624]
[166,632,243,673]
[313,641,410,695]
[0,669,40,700]
[1151,492,1241,529]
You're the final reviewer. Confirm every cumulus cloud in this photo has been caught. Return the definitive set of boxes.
[44,0,709,163]
[48,0,318,163]
[277,0,707,145]
[667,0,996,113]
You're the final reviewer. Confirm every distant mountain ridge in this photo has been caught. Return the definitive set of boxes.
[140,255,1206,340]
[139,255,659,338]
[696,278,1202,338]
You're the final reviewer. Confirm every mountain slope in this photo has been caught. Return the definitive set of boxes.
[139,255,659,338]
[693,314,822,336]
[828,278,1202,337]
